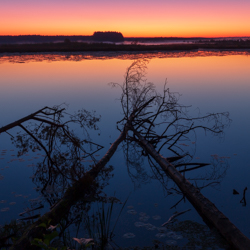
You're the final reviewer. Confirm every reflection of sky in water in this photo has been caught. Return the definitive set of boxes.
[0,52,250,247]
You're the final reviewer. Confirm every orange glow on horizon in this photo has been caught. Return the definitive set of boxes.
[1,1,250,38]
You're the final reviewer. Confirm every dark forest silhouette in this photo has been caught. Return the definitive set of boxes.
[92,31,124,42]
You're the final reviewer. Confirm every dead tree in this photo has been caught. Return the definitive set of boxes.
[112,59,250,249]
[0,106,129,249]
[9,124,128,250]
[2,59,250,249]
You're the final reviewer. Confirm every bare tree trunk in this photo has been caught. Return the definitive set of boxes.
[133,129,250,250]
[10,126,128,250]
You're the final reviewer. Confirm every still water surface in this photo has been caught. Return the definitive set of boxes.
[0,51,250,248]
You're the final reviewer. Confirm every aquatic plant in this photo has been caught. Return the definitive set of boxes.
[84,197,127,249]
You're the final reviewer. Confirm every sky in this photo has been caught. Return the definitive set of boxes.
[1,0,250,37]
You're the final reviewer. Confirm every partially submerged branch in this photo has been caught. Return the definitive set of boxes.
[132,128,250,249]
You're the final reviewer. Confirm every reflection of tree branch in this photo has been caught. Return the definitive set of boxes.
[240,187,247,206]
[115,59,249,249]
[11,124,129,250]
[178,163,209,173]
[0,107,47,134]
[170,196,185,210]
[18,124,54,166]
[162,209,191,226]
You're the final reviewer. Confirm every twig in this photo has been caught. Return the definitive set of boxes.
[161,209,191,227]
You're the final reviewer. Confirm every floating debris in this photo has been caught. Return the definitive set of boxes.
[0,174,4,180]
[233,189,239,195]
[27,164,35,167]
[139,215,150,222]
[0,200,7,204]
[1,207,10,212]
[172,234,183,240]
[152,215,161,220]
[144,223,156,231]
[29,197,42,203]
[165,240,177,246]
[155,233,167,238]
[48,225,58,231]
[134,222,145,227]
[123,233,135,239]
[127,205,134,209]
[157,227,167,233]
[9,202,16,205]
[167,231,176,238]
[73,237,94,245]
[127,209,137,215]
[154,203,158,207]
[14,194,23,197]
[139,212,147,217]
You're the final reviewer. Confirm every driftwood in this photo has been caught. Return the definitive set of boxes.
[132,129,250,250]
[10,125,128,250]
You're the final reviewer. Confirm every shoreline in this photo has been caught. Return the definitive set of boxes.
[1,41,250,53]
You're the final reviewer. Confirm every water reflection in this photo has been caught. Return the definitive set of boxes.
[0,52,249,248]
[0,50,250,64]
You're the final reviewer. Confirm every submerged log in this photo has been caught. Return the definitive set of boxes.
[133,129,250,250]
[10,126,128,250]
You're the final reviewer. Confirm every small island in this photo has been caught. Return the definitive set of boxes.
[92,31,124,42]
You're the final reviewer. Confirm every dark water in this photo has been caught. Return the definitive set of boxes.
[0,51,250,248]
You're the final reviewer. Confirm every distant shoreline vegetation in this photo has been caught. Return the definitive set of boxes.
[1,40,250,53]
[1,32,250,45]
[0,32,250,53]
[0,31,125,44]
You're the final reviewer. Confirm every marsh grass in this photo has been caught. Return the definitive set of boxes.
[84,197,128,249]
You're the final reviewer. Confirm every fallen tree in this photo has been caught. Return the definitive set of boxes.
[1,107,128,250]
[1,59,250,249]
[132,129,250,249]
[9,125,128,250]
[112,59,250,249]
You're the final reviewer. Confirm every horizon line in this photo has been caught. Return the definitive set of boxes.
[1,34,250,39]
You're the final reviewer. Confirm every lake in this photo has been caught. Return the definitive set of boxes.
[0,50,250,249]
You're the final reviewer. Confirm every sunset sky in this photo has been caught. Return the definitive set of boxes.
[1,0,250,37]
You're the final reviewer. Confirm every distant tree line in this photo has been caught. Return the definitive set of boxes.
[93,31,124,42]
[0,35,92,44]
[0,32,125,44]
